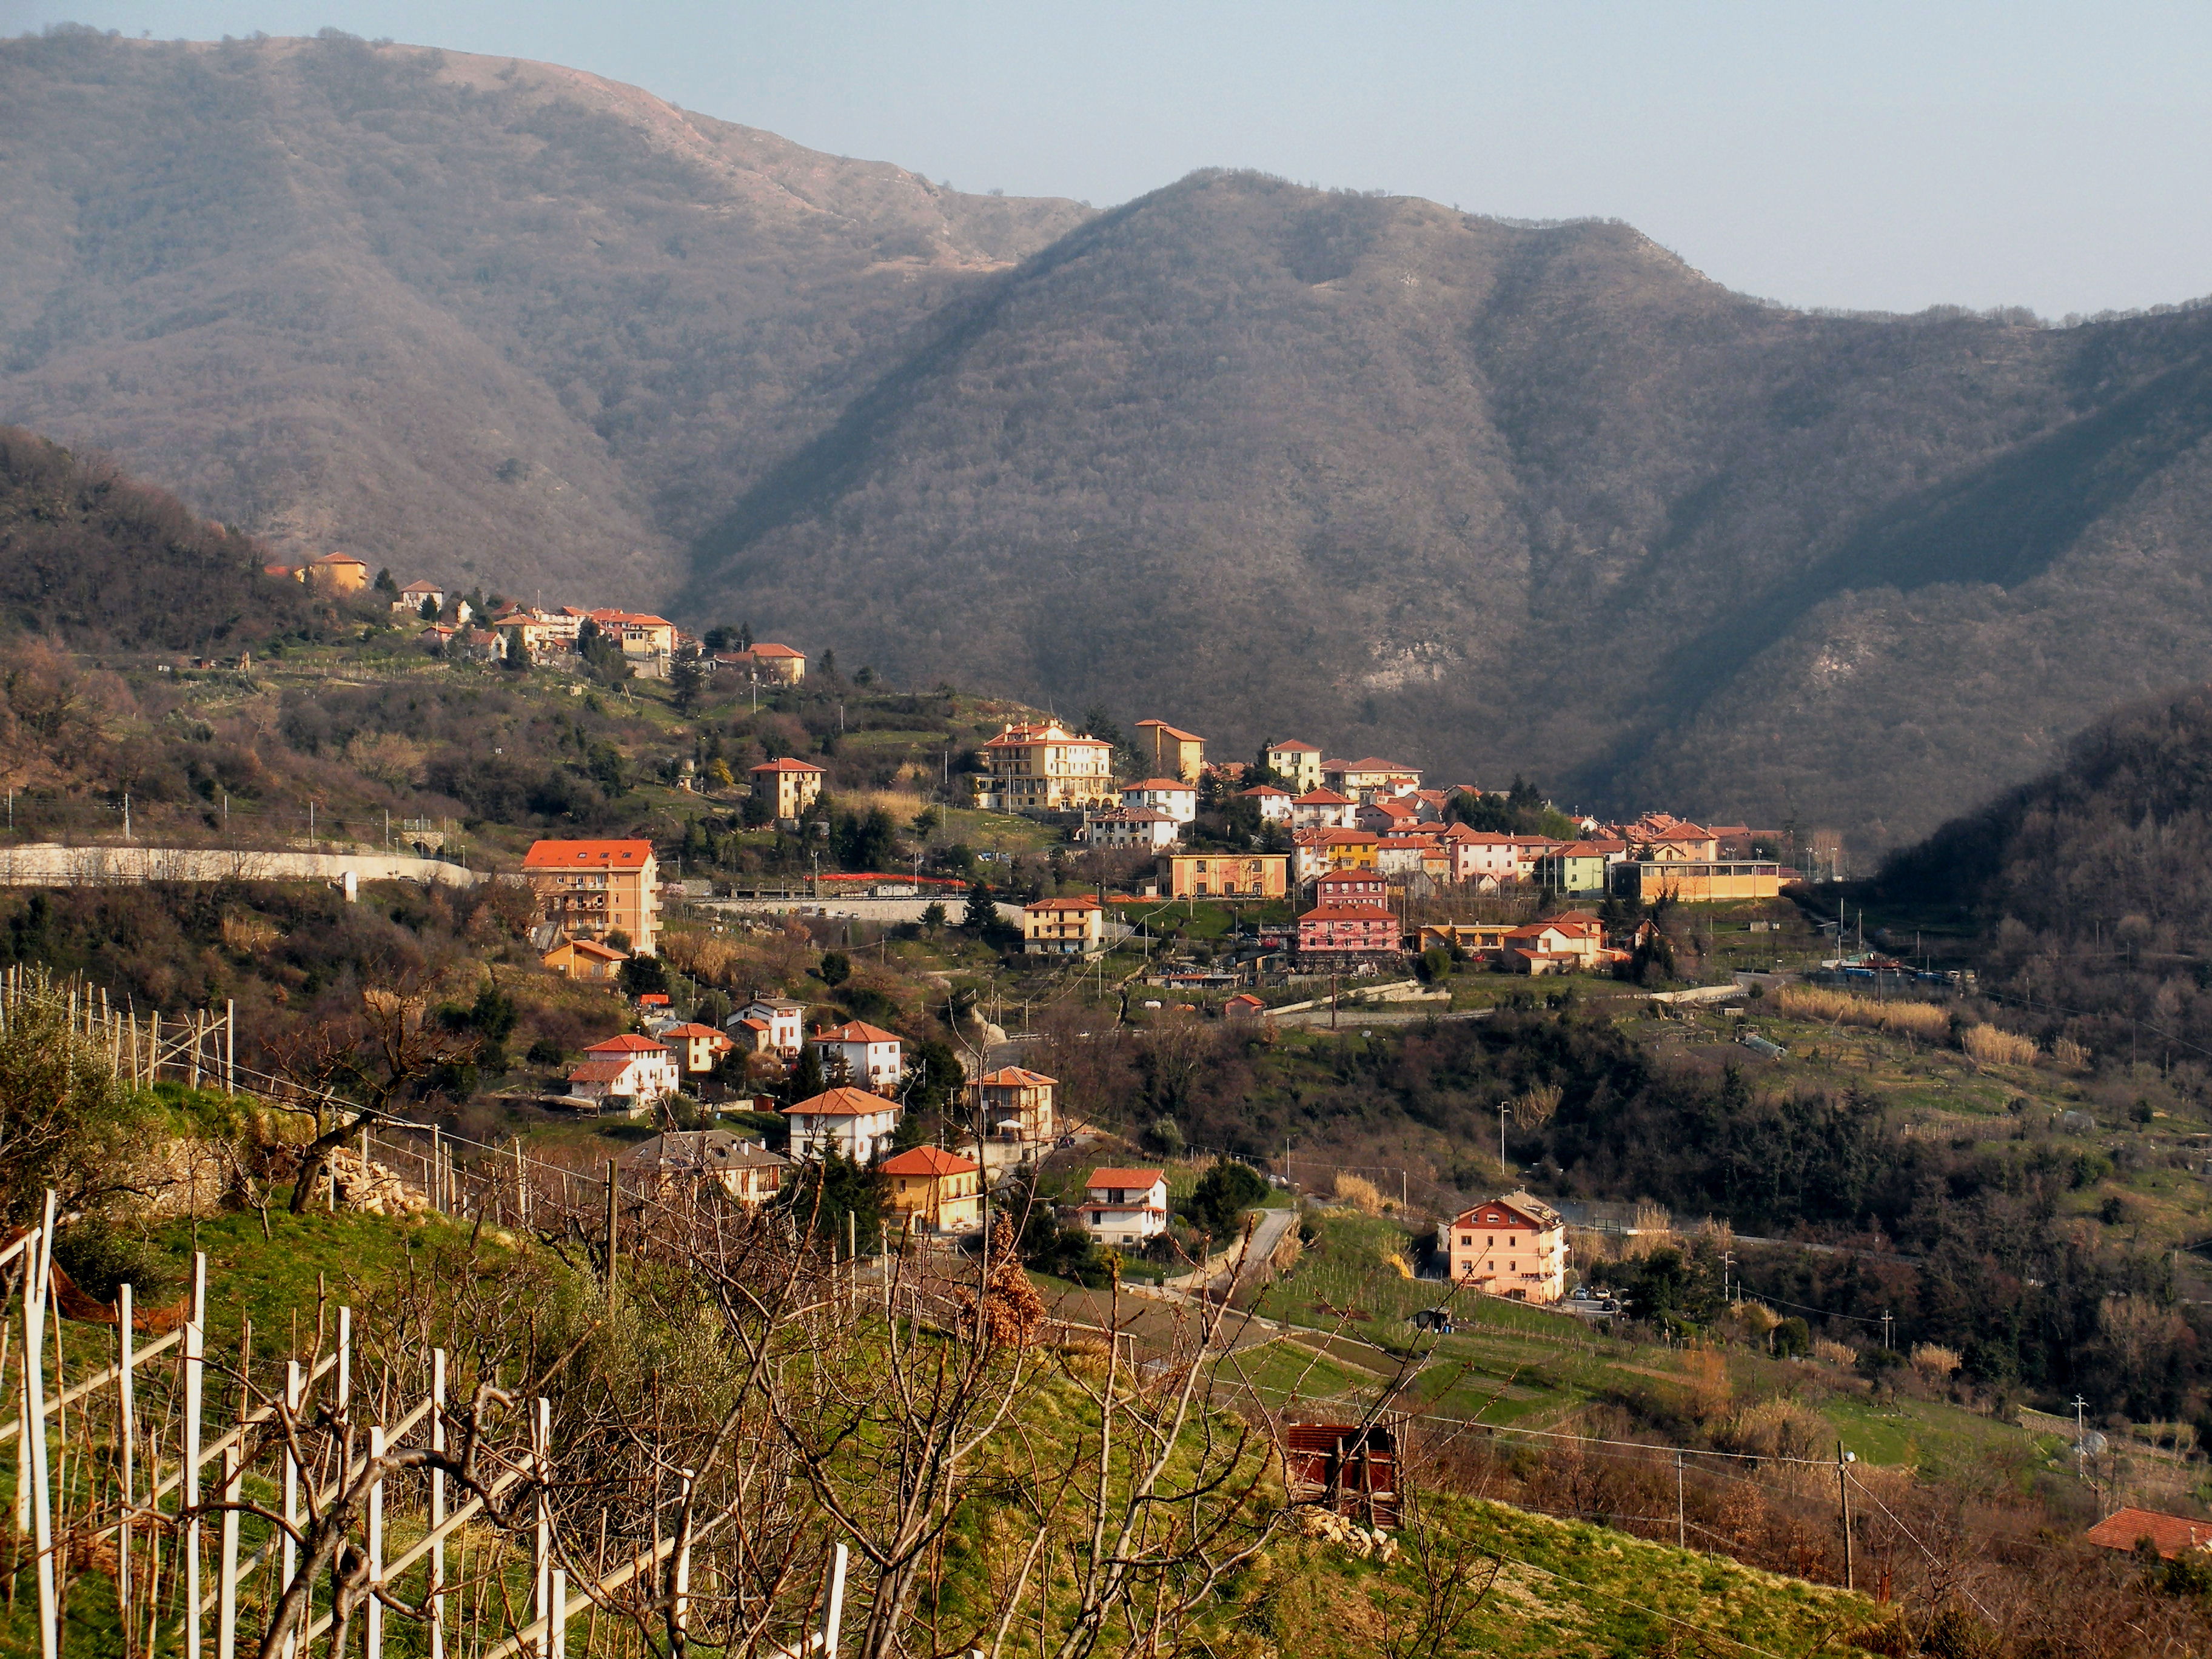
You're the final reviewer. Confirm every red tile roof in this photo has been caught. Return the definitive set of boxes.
[1333,757,1419,774]
[659,1022,727,1041]
[1293,788,1352,805]
[1136,720,1205,742]
[1087,1167,1165,1188]
[786,1085,894,1117]
[2084,1506,2212,1557]
[879,1145,979,1176]
[1268,740,1320,752]
[585,1034,671,1053]
[1238,785,1292,797]
[524,839,655,870]
[750,757,824,774]
[817,1021,903,1045]
[748,642,803,658]
[977,1066,1057,1087]
[566,1060,636,1084]
[1124,777,1195,793]
[1027,894,1102,912]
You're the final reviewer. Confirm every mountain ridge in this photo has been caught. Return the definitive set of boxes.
[12,32,2212,847]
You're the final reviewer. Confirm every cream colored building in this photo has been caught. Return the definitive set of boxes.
[750,757,825,820]
[976,722,1118,812]
[882,1146,983,1233]
[1136,720,1207,782]
[1024,894,1104,955]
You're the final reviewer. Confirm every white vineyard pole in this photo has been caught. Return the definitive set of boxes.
[366,1423,386,1659]
[430,1349,447,1659]
[25,1191,58,1659]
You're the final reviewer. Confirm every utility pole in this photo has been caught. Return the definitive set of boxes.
[605,1159,619,1310]
[1880,1310,1892,1351]
[1498,1102,1507,1173]
[2074,1395,2090,1481]
[1837,1444,1854,1591]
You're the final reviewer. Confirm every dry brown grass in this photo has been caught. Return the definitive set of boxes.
[1771,984,1949,1042]
[1332,1172,1386,1215]
[1962,1023,2039,1067]
[2054,1036,2091,1071]
[1910,1342,1962,1382]
[1812,1338,1857,1367]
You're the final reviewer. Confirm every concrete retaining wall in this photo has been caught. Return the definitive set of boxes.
[0,843,482,888]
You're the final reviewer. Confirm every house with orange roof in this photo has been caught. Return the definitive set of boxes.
[303,551,369,594]
[1024,894,1104,956]
[1356,796,1421,835]
[1264,740,1324,793]
[882,1145,983,1233]
[1135,720,1206,782]
[737,641,807,682]
[974,1065,1057,1141]
[750,756,824,822]
[1500,914,1608,976]
[1291,828,1379,882]
[1290,788,1358,830]
[525,839,662,954]
[1078,1167,1170,1244]
[2084,1506,2212,1558]
[1224,992,1267,1021]
[785,1085,902,1162]
[1296,900,1401,965]
[657,1021,734,1078]
[541,936,628,982]
[586,608,679,659]
[1374,834,1440,877]
[814,1020,905,1094]
[734,996,805,1056]
[564,1033,679,1113]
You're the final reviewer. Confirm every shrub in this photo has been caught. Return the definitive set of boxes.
[1962,1024,2038,1067]
[1721,1396,1828,1461]
[1910,1342,1963,1382]
[2054,1036,2091,1071]
[1813,1338,1857,1367]
[1332,1172,1386,1215]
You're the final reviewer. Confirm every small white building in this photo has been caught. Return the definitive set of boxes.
[784,1085,902,1163]
[1119,778,1198,825]
[813,1020,904,1094]
[1290,789,1358,830]
[1077,1167,1171,1245]
[1084,806,1180,850]
[1238,785,1293,824]
[1439,1191,1568,1303]
[732,997,805,1056]
[565,1034,680,1114]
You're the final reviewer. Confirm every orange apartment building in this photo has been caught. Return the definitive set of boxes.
[1160,853,1288,899]
[523,838,662,954]
[1439,1192,1568,1302]
[750,757,825,821]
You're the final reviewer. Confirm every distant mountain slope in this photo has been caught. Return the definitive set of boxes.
[680,169,2212,848]
[0,28,1090,598]
[12,34,2212,846]
[0,423,313,648]
[1877,682,2212,1051]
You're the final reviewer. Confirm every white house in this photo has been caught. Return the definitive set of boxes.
[1119,778,1198,825]
[732,997,805,1056]
[1290,789,1358,830]
[1084,806,1180,850]
[565,1034,680,1114]
[1077,1167,1171,1245]
[1237,785,1293,824]
[1438,1191,1568,1303]
[784,1085,902,1163]
[814,1021,904,1094]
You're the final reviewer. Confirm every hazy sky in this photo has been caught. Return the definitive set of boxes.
[5,0,2207,317]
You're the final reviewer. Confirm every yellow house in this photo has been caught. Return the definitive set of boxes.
[1610,860,1781,904]
[750,757,825,820]
[1024,894,1104,955]
[977,722,1118,812]
[880,1145,983,1233]
[304,551,369,594]
[1161,853,1289,899]
[743,642,807,682]
[975,1066,1057,1140]
[1265,740,1323,793]
[541,936,628,981]
[1136,720,1207,782]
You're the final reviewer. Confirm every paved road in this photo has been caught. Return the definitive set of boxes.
[1168,1203,1299,1296]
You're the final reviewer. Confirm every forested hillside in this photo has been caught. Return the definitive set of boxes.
[14,30,2212,845]
[1879,682,2212,1058]
[0,423,316,648]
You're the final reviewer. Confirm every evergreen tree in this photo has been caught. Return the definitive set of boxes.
[785,1042,825,1103]
[962,879,996,933]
